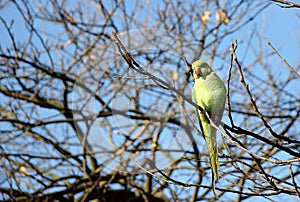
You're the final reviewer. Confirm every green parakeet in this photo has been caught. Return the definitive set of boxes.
[191,60,226,198]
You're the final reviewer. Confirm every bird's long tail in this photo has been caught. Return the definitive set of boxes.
[204,127,219,199]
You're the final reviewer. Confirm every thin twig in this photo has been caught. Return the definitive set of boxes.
[134,160,194,187]
[182,55,193,82]
[226,42,236,127]
[289,164,300,197]
[264,37,300,78]
[271,0,300,9]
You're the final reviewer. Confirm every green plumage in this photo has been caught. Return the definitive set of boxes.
[191,60,226,198]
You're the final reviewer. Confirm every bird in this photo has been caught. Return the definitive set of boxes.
[191,60,226,198]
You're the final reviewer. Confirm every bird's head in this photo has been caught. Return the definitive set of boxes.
[192,60,212,80]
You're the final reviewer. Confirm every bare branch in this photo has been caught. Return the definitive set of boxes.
[264,37,300,78]
[271,0,300,9]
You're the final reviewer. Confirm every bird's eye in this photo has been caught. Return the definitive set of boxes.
[195,67,201,76]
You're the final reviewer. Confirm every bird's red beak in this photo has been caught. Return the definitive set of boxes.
[195,67,201,76]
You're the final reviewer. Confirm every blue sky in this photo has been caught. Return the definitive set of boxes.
[263,4,300,65]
